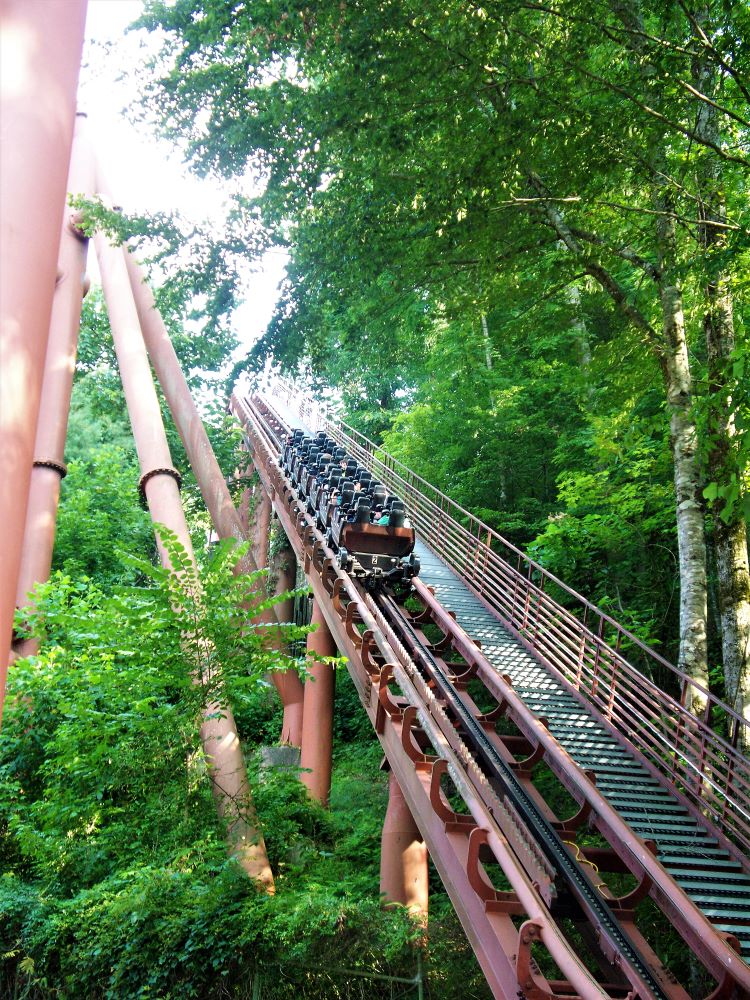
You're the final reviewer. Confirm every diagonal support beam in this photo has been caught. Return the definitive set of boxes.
[95,231,274,889]
[122,248,305,744]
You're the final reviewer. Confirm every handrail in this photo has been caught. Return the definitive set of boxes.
[253,375,750,860]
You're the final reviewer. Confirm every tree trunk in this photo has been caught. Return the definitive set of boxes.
[606,0,710,707]
[659,281,709,708]
[692,16,750,722]
[480,313,493,370]
[568,284,594,401]
[528,171,709,702]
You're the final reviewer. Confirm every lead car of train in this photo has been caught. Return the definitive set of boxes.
[281,429,420,587]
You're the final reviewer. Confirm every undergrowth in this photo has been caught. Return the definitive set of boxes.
[0,542,489,999]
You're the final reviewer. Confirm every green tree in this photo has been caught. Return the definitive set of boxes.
[137,0,749,714]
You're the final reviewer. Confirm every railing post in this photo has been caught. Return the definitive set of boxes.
[575,633,586,690]
[604,633,624,722]
[510,563,521,628]
[721,753,734,824]
[671,713,683,782]
[472,523,481,583]
[591,618,604,699]
[521,586,531,633]
[532,586,543,646]
[693,702,713,806]
[606,658,617,721]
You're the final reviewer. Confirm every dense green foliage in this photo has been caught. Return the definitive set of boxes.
[1,538,437,998]
[134,0,749,681]
[2,556,489,998]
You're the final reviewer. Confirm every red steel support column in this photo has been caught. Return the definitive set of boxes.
[248,473,306,744]
[300,599,337,805]
[380,771,429,922]
[0,0,87,721]
[236,450,253,537]
[251,480,272,572]
[123,249,252,560]
[14,114,94,647]
[95,232,274,888]
[122,250,306,743]
[270,538,303,746]
[250,480,304,745]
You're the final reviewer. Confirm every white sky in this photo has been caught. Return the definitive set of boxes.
[80,0,287,359]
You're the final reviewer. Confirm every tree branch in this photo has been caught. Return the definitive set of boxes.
[593,199,744,231]
[507,23,750,168]
[489,194,745,233]
[511,270,589,319]
[527,172,659,343]
[676,0,750,105]
[496,0,750,106]
[574,66,750,168]
[676,78,750,130]
[566,225,661,279]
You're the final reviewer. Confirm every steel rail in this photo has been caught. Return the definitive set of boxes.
[265,375,740,716]
[244,381,750,989]
[261,379,705,702]
[245,395,560,885]
[259,376,750,860]
[376,590,670,1000]
[232,390,620,998]
[255,382,750,853]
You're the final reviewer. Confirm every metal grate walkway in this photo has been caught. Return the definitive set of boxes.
[415,540,750,961]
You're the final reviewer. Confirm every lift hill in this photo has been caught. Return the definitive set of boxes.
[233,376,750,1000]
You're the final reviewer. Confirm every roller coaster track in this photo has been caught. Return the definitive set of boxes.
[231,378,750,1000]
